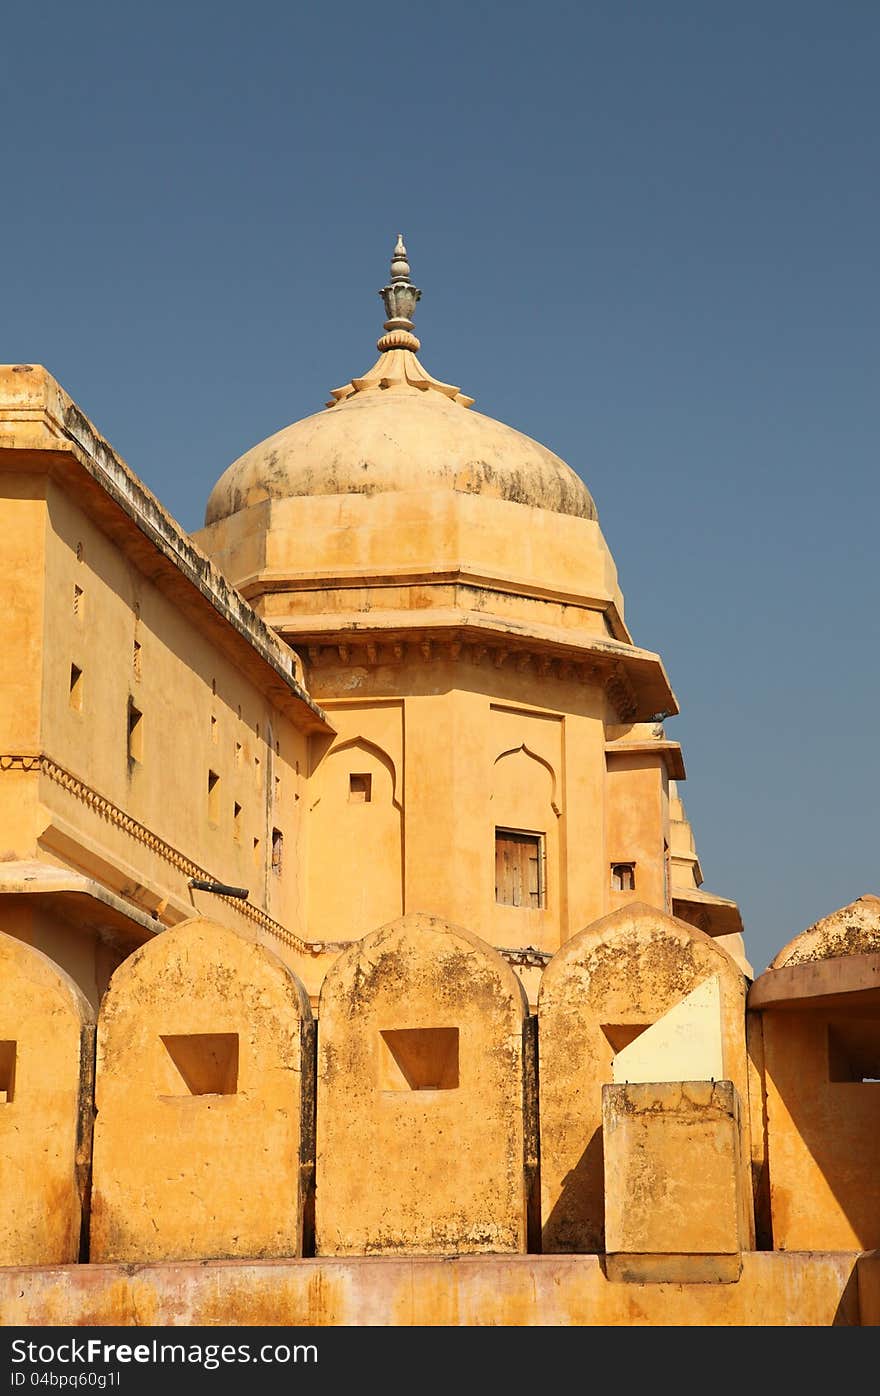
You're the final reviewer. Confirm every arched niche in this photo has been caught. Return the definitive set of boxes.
[491,745,560,939]
[307,735,403,941]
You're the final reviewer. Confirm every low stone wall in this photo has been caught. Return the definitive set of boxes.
[0,1253,869,1326]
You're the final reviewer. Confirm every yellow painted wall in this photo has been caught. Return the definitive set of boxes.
[90,918,313,1263]
[538,904,753,1254]
[316,914,529,1256]
[606,754,669,915]
[304,662,614,964]
[762,1006,880,1251]
[0,928,93,1265]
[0,471,45,751]
[307,703,403,941]
[40,481,310,930]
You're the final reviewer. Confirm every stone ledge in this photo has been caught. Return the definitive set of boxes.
[0,1252,868,1326]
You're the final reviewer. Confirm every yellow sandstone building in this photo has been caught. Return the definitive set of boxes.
[1,240,878,1325]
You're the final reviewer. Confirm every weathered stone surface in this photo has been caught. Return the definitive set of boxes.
[90,916,313,1263]
[316,913,529,1256]
[0,928,94,1265]
[538,903,752,1254]
[603,1080,745,1284]
[772,895,880,967]
[0,1252,866,1326]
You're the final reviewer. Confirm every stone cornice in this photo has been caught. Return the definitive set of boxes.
[297,627,669,722]
[236,566,631,639]
[605,737,686,780]
[296,630,662,720]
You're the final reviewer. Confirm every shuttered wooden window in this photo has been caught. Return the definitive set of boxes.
[495,829,545,908]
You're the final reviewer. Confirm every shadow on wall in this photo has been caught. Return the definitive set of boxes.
[541,1129,605,1255]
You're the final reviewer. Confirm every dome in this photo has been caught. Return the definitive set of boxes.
[204,238,597,528]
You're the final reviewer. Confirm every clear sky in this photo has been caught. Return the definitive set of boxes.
[3,2,878,973]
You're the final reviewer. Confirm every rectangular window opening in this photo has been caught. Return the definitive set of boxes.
[69,664,83,712]
[233,802,242,840]
[73,584,83,617]
[828,1020,880,1083]
[611,862,636,892]
[271,827,283,874]
[210,714,218,744]
[133,639,142,680]
[235,741,242,767]
[380,1027,459,1091]
[0,1041,16,1103]
[161,1032,239,1096]
[127,700,143,763]
[349,773,372,803]
[207,769,220,823]
[495,828,545,908]
[253,836,260,867]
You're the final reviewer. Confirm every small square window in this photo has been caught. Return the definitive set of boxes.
[271,827,283,874]
[349,773,372,803]
[207,769,220,822]
[161,1033,238,1096]
[828,1019,880,1083]
[611,862,636,892]
[380,1027,459,1091]
[0,1041,16,1103]
[128,700,143,763]
[69,664,83,712]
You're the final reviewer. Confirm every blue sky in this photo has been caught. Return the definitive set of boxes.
[3,2,878,972]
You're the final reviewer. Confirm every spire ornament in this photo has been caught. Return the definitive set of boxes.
[377,234,422,353]
[326,234,474,408]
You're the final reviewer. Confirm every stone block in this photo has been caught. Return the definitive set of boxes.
[603,1079,744,1284]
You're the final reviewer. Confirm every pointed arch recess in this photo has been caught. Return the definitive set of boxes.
[492,744,561,817]
[320,735,402,811]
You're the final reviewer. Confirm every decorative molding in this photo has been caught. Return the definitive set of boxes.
[605,662,638,722]
[301,636,613,695]
[0,754,42,771]
[493,743,563,817]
